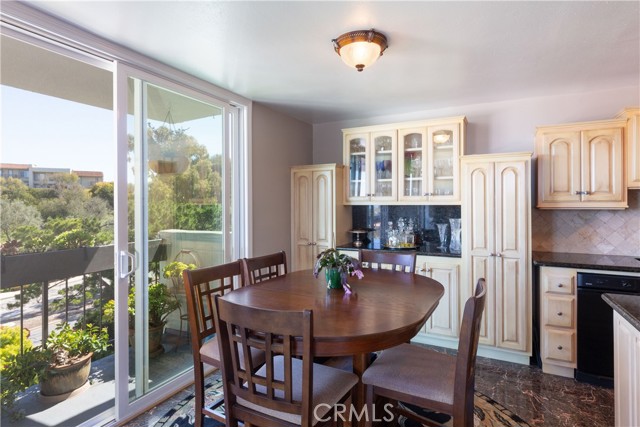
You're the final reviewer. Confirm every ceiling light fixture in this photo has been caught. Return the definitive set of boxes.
[332,28,388,72]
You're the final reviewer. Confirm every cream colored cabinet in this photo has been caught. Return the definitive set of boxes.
[397,120,464,203]
[617,107,640,189]
[462,153,531,355]
[536,119,627,209]
[539,266,577,378]
[343,116,465,205]
[291,164,352,271]
[344,130,397,203]
[613,311,640,427]
[416,256,460,337]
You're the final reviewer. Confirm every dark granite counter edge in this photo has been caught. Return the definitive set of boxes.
[336,243,462,259]
[532,251,640,273]
[602,294,640,332]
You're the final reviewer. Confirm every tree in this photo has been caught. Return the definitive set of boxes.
[89,182,114,208]
[0,199,42,241]
[0,178,36,205]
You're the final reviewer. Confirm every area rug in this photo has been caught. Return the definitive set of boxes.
[154,373,530,427]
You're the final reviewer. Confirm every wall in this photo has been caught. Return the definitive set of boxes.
[312,86,639,163]
[313,86,640,256]
[251,102,312,260]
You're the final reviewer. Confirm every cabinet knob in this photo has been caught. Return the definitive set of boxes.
[558,284,564,288]
[557,312,563,316]
[496,253,502,257]
[557,345,563,350]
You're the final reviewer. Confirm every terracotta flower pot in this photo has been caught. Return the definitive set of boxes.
[40,352,92,397]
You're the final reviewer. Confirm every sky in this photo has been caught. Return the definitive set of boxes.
[1,86,223,183]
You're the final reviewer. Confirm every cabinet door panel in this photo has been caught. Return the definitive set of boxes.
[313,170,334,254]
[471,255,495,346]
[370,131,397,202]
[538,132,581,203]
[292,171,313,271]
[425,263,459,337]
[496,257,527,350]
[398,128,426,201]
[344,133,370,202]
[581,128,624,202]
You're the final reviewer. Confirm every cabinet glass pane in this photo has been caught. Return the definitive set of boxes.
[403,133,423,197]
[374,135,393,197]
[432,129,454,196]
[348,137,367,197]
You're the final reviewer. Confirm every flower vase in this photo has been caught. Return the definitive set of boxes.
[325,268,343,290]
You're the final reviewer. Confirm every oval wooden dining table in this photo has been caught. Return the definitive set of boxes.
[221,268,445,423]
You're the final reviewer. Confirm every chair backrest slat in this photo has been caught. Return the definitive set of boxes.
[453,278,487,423]
[242,251,288,285]
[360,249,417,273]
[182,261,244,352]
[214,296,313,424]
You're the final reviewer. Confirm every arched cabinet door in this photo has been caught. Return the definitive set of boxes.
[536,119,627,209]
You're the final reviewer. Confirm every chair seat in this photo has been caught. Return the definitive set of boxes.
[237,355,358,425]
[200,338,266,368]
[362,343,456,408]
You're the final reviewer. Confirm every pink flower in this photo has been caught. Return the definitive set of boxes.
[352,269,364,279]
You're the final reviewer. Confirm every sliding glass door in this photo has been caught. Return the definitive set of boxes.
[114,64,235,419]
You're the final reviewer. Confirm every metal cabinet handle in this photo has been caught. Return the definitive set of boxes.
[557,312,563,316]
[557,345,563,350]
[558,284,564,288]
[496,253,502,257]
[575,191,590,195]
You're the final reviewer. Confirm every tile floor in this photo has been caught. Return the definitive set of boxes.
[123,351,614,427]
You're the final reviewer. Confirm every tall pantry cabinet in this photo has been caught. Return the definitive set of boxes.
[291,164,352,271]
[461,153,532,362]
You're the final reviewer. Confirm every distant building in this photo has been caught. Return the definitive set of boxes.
[73,170,104,188]
[0,163,104,189]
[0,163,31,186]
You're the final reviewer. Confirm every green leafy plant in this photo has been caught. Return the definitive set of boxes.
[313,248,364,291]
[0,326,32,370]
[103,281,180,328]
[0,323,109,420]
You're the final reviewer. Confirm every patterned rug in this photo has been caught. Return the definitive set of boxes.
[154,373,530,427]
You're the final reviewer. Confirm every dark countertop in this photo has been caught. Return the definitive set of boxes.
[533,251,640,273]
[336,242,462,259]
[602,294,640,331]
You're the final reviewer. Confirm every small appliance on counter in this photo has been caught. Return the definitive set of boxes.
[348,229,371,247]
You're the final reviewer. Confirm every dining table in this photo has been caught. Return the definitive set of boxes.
[221,268,445,424]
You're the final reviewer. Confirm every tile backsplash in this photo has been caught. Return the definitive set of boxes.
[532,190,640,256]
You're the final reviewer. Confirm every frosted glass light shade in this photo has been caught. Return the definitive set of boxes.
[332,29,388,72]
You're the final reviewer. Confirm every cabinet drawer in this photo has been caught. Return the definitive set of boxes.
[541,267,576,295]
[543,295,575,328]
[543,329,576,364]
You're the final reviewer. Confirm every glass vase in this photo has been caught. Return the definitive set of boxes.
[325,268,343,290]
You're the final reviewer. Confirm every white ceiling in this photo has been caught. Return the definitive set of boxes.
[20,1,640,124]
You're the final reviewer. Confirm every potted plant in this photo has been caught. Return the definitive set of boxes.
[103,280,180,357]
[0,323,109,419]
[313,248,364,292]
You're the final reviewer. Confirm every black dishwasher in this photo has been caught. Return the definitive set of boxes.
[576,272,640,387]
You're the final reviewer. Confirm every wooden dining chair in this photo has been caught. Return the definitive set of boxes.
[241,250,288,285]
[360,249,417,273]
[182,261,266,427]
[214,296,359,427]
[362,279,487,427]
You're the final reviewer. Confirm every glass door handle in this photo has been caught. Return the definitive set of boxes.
[119,250,137,279]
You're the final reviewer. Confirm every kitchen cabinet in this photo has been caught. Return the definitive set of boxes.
[539,266,577,378]
[397,121,463,203]
[536,119,627,209]
[613,310,640,427]
[291,164,351,271]
[343,116,465,205]
[416,256,460,337]
[462,153,531,358]
[344,130,397,203]
[616,107,640,189]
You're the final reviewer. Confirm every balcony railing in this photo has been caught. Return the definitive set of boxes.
[0,240,167,351]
